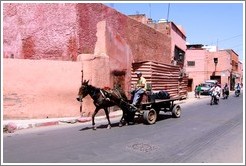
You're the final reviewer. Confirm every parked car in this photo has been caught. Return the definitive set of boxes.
[200,83,213,95]
[205,80,218,86]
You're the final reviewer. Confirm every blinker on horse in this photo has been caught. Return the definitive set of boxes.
[77,80,129,130]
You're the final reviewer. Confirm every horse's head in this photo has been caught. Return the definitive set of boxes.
[77,80,90,102]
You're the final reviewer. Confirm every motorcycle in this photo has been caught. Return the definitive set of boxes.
[235,89,240,97]
[222,88,229,99]
[210,90,220,105]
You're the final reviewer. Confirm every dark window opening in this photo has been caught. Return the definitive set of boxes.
[174,46,185,66]
[187,61,195,66]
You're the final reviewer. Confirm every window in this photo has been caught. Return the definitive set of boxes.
[187,61,195,66]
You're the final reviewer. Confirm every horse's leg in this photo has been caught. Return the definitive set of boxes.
[119,109,129,127]
[104,108,111,129]
[92,107,100,130]
[119,113,124,127]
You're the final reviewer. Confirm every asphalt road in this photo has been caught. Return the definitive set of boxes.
[3,93,244,164]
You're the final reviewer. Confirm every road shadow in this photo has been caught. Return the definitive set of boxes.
[134,113,173,124]
[79,112,175,131]
[156,114,173,122]
[79,122,120,131]
[79,121,140,131]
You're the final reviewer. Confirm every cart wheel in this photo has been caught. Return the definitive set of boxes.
[172,104,181,118]
[143,109,157,125]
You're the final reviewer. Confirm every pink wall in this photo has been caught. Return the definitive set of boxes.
[3,59,82,119]
[170,23,187,58]
[185,48,242,90]
[207,51,231,73]
[78,20,133,115]
[238,61,243,84]
[3,3,172,66]
[3,3,78,60]
[185,49,207,88]
[76,3,172,64]
[2,3,178,119]
[207,51,231,87]
[129,17,187,64]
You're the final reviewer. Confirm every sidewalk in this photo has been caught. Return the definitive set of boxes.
[2,91,207,133]
[2,110,123,133]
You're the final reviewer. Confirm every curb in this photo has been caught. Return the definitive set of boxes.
[3,111,123,133]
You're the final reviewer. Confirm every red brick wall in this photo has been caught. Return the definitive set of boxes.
[4,3,172,63]
[3,3,78,60]
[3,3,173,119]
[76,3,172,64]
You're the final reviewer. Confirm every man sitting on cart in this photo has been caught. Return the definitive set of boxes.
[131,71,147,107]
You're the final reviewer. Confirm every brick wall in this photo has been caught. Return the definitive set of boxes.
[3,3,174,118]
[3,3,172,63]
[76,3,172,64]
[3,3,78,60]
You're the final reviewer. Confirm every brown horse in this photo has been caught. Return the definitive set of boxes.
[77,80,131,130]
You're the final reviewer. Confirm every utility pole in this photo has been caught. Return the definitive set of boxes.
[216,38,219,51]
[149,3,151,18]
[167,3,170,22]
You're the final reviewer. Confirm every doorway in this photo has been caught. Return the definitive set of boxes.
[188,79,193,92]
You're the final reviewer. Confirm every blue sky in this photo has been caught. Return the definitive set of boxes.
[104,2,244,61]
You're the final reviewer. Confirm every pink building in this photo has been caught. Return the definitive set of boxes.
[238,61,243,86]
[185,44,208,91]
[129,14,187,67]
[185,44,243,91]
[3,3,187,119]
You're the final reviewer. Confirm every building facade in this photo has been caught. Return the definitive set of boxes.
[129,14,187,67]
[185,44,243,91]
[3,3,186,119]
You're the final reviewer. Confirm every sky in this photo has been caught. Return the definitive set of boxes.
[104,2,244,61]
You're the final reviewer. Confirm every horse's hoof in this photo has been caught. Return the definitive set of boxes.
[93,126,97,130]
[119,123,123,127]
[107,125,111,129]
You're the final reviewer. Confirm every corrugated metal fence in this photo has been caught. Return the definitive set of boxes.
[131,61,188,99]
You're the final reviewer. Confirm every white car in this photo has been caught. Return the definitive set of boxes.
[200,83,213,95]
[205,80,218,86]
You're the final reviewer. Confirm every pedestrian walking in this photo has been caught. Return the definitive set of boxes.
[194,85,198,98]
[197,84,202,98]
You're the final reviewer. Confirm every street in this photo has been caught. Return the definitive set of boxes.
[3,93,244,164]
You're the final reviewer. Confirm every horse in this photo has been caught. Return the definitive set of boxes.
[76,80,131,130]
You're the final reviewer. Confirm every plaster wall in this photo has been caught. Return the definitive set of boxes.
[3,3,78,60]
[3,59,82,119]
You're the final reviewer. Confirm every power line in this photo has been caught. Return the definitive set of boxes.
[215,34,242,52]
[218,34,242,43]
[230,44,243,48]
[210,34,242,45]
